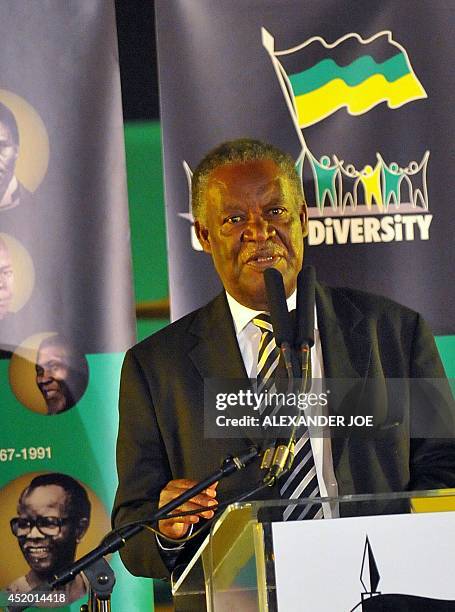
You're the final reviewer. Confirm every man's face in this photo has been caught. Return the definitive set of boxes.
[195,159,307,310]
[35,344,72,414]
[16,485,86,578]
[0,121,18,197]
[0,241,14,319]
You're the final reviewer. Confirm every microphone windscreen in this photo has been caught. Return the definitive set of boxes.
[264,268,293,346]
[296,265,316,347]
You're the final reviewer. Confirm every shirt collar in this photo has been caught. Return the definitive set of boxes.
[226,289,297,336]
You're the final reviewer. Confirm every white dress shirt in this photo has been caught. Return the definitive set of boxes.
[225,290,339,517]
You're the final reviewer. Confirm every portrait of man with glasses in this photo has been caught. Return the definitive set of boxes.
[7,473,91,604]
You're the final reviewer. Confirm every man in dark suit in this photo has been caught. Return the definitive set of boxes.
[113,139,455,579]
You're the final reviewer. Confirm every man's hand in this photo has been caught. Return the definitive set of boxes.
[158,479,218,539]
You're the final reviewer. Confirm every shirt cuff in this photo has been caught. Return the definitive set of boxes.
[156,525,194,551]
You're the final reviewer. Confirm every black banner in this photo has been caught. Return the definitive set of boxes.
[156,0,454,334]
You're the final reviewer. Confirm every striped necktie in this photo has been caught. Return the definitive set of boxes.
[279,428,323,520]
[253,313,280,395]
[253,313,323,521]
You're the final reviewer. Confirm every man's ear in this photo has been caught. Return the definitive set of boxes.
[75,517,89,542]
[300,201,309,238]
[194,219,212,254]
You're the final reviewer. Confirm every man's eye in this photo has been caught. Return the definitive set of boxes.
[50,362,64,373]
[41,517,60,527]
[226,215,242,224]
[269,207,285,216]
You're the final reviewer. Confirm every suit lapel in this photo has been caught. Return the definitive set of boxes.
[316,283,373,469]
[316,283,372,380]
[187,293,267,460]
[187,292,247,381]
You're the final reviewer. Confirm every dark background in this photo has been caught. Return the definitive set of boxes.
[115,0,159,121]
[115,0,455,335]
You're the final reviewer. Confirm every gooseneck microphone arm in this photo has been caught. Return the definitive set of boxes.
[53,446,260,584]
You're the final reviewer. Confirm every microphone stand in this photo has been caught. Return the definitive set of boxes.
[261,339,298,485]
[6,446,260,612]
[299,343,312,394]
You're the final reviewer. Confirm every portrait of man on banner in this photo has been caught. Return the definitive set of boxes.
[35,335,89,415]
[7,473,91,604]
[0,101,30,212]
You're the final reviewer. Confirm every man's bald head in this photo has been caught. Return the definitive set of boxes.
[191,139,304,223]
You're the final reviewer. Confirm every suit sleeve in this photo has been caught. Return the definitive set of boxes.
[408,314,455,490]
[112,349,176,578]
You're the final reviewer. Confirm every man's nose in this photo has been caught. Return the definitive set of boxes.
[0,150,9,164]
[28,524,45,539]
[242,215,275,242]
[38,369,52,383]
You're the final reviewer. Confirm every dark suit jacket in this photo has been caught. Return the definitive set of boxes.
[112,284,455,579]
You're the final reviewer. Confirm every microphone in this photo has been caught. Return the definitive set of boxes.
[262,268,296,483]
[263,267,293,346]
[296,265,316,348]
[296,265,316,393]
[263,267,294,377]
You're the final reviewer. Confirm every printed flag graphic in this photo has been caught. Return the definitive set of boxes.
[263,30,427,128]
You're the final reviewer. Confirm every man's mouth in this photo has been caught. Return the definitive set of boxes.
[39,386,60,399]
[25,545,51,560]
[245,252,283,269]
[45,390,59,399]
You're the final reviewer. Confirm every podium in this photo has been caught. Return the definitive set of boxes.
[171,490,455,611]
